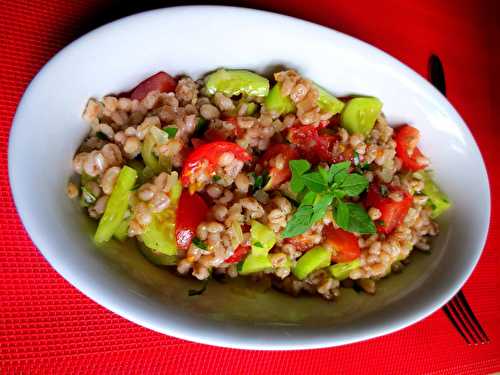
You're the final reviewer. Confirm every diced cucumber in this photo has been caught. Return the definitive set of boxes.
[141,133,161,174]
[94,166,137,244]
[419,171,452,218]
[340,97,383,135]
[204,69,269,97]
[138,241,177,266]
[239,254,272,275]
[315,84,345,115]
[292,246,331,280]
[264,83,295,115]
[113,218,130,241]
[139,180,182,256]
[250,220,276,256]
[329,258,361,280]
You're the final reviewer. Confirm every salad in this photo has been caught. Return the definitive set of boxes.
[67,68,451,299]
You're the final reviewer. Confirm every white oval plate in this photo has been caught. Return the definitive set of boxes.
[9,6,490,350]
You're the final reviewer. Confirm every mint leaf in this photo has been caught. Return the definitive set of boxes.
[329,161,350,183]
[95,131,107,140]
[302,191,317,205]
[289,159,311,193]
[310,193,334,224]
[301,172,327,192]
[334,201,350,229]
[188,280,209,296]
[379,184,389,197]
[339,173,369,197]
[335,202,376,234]
[318,167,329,183]
[253,171,269,191]
[282,204,315,238]
[163,126,178,138]
[192,237,208,250]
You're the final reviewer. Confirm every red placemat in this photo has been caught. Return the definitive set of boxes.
[1,1,499,374]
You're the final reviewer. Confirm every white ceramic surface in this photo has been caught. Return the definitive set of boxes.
[8,6,490,350]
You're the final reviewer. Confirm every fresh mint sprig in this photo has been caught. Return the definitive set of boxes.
[282,160,375,238]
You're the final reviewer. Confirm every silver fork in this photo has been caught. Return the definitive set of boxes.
[442,290,490,345]
[428,54,490,345]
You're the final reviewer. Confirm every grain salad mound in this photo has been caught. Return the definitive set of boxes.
[67,68,450,300]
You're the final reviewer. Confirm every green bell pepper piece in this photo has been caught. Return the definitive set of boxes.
[340,97,383,135]
[205,69,270,97]
[250,220,276,256]
[329,258,361,280]
[94,166,137,244]
[292,246,331,280]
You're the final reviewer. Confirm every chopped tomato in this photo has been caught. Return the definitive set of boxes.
[394,125,428,171]
[181,141,251,189]
[285,234,318,252]
[224,244,251,264]
[130,72,177,100]
[365,183,412,234]
[323,225,360,263]
[287,124,337,164]
[258,144,299,189]
[175,190,209,250]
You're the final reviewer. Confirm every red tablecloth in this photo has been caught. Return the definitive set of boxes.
[1,1,499,374]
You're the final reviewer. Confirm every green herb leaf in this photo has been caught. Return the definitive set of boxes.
[301,171,328,193]
[80,186,97,207]
[236,261,244,273]
[310,193,334,224]
[193,118,208,138]
[334,201,350,229]
[212,175,221,182]
[329,161,350,183]
[163,126,178,138]
[188,280,209,296]
[334,202,376,234]
[353,151,361,166]
[253,241,264,248]
[95,131,107,140]
[302,191,317,205]
[339,173,369,197]
[282,204,315,238]
[192,237,208,250]
[318,167,329,183]
[253,171,269,191]
[379,185,389,197]
[289,159,311,193]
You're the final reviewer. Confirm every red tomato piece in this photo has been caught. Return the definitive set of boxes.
[181,141,252,188]
[130,72,177,100]
[175,190,209,250]
[365,183,412,234]
[394,125,428,171]
[287,125,337,164]
[258,144,299,189]
[224,244,251,264]
[284,234,318,252]
[323,225,361,263]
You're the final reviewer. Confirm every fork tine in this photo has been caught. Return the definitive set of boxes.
[447,299,478,344]
[455,291,490,343]
[449,297,481,344]
[442,304,471,344]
